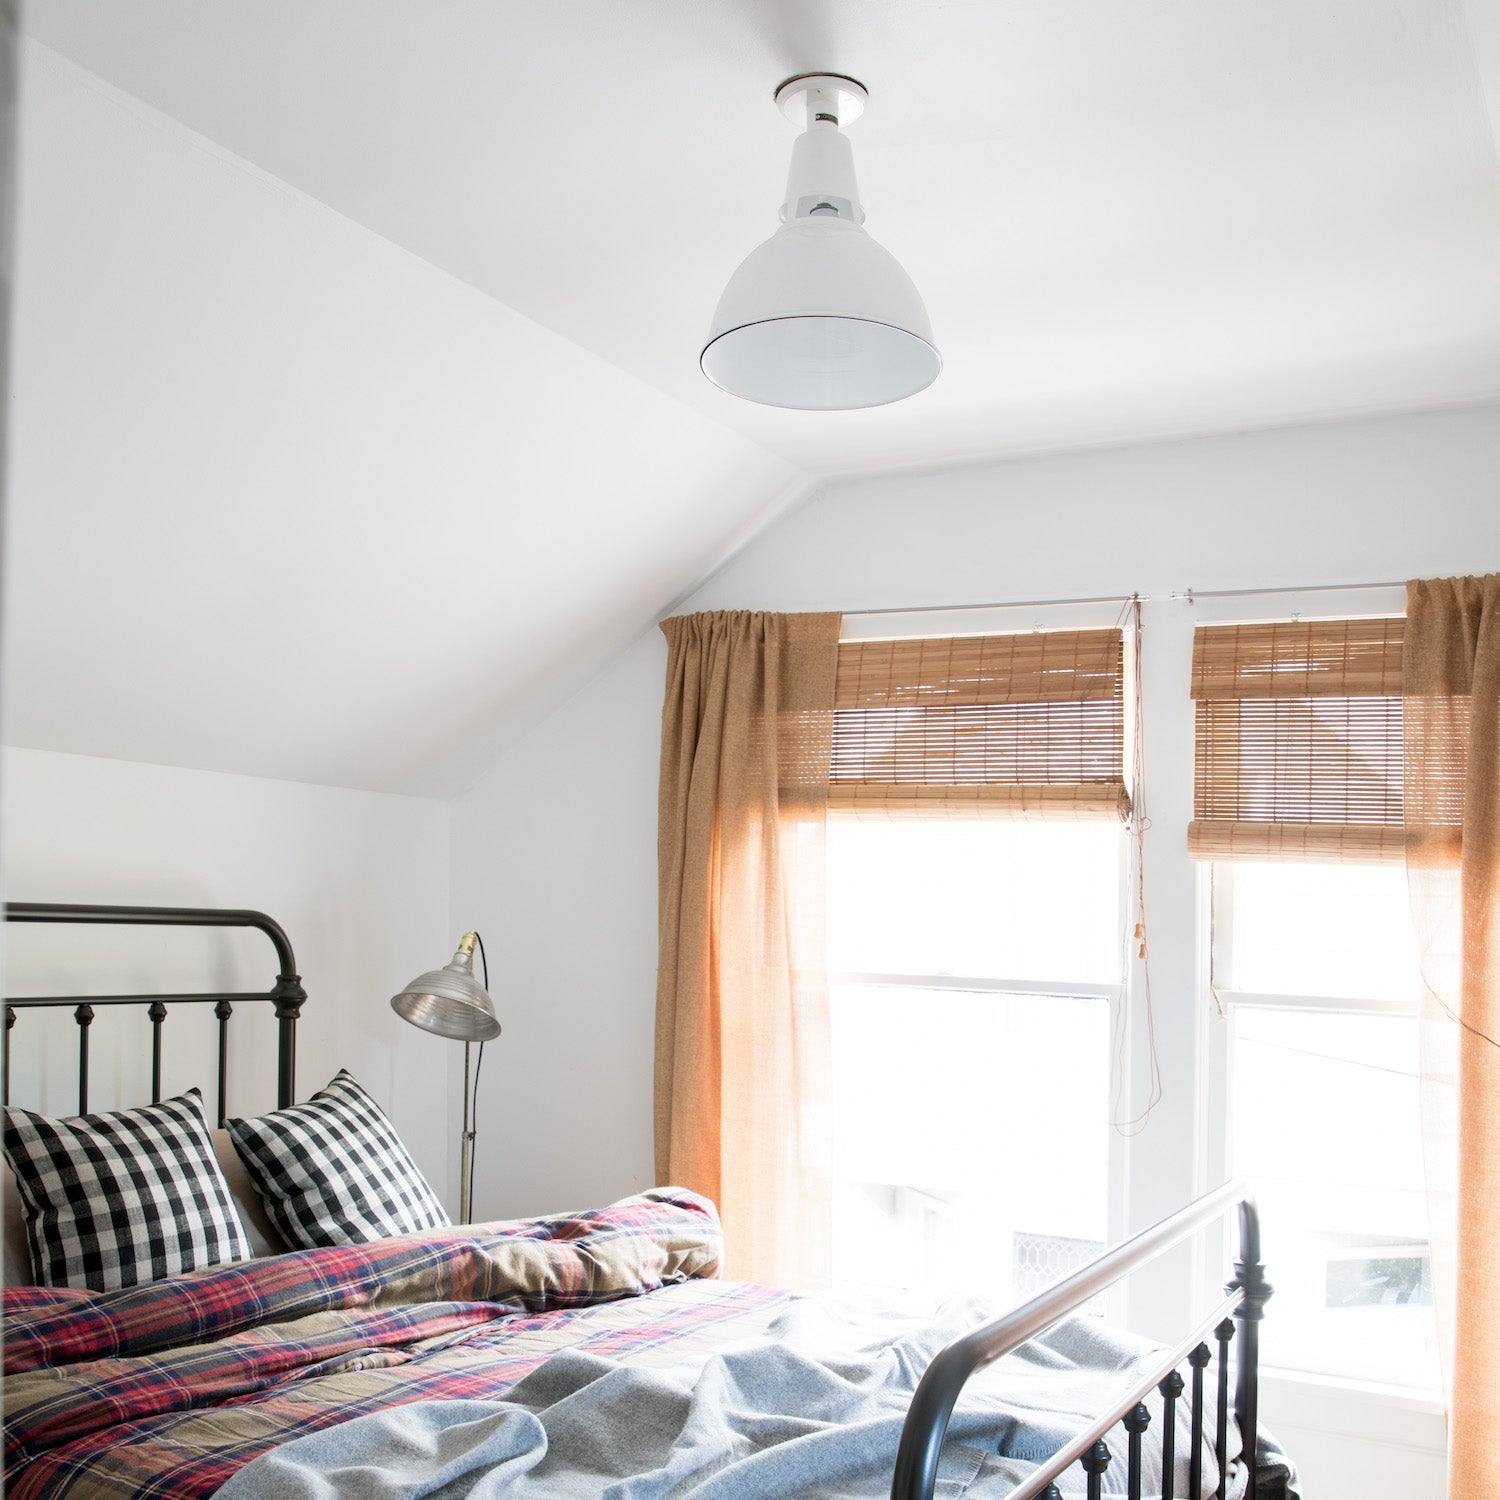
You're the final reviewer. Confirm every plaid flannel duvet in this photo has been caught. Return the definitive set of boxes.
[3,1188,788,1500]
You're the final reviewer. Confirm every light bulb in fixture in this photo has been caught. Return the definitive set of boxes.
[701,73,940,412]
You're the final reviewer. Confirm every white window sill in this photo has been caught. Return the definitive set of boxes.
[1259,1366,1446,1453]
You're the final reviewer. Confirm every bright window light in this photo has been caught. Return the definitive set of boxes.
[1217,862,1438,1390]
[826,818,1122,1302]
[826,820,1122,983]
[1223,862,1420,1001]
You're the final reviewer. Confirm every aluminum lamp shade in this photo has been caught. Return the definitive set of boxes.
[701,215,941,411]
[390,935,500,1043]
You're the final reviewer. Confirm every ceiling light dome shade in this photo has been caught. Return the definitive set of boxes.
[390,934,500,1042]
[701,216,941,411]
[703,73,940,412]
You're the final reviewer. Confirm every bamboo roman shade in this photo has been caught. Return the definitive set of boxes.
[1189,617,1405,862]
[830,629,1129,820]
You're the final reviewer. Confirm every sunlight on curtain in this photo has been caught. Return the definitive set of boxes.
[655,610,840,1288]
[1404,574,1500,1500]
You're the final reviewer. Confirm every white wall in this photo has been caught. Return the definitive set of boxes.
[451,630,665,1221]
[0,748,458,1208]
[453,400,1500,1497]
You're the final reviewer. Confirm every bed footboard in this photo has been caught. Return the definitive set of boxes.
[891,1180,1271,1500]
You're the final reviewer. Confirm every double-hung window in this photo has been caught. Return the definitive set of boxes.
[823,627,1129,1302]
[1190,615,1439,1391]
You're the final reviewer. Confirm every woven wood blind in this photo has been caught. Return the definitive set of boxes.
[830,629,1129,820]
[1189,617,1405,863]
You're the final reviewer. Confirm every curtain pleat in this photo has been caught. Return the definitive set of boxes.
[1403,574,1500,1500]
[655,610,839,1288]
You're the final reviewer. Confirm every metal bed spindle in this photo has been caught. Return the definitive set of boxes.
[1082,1439,1110,1500]
[1159,1369,1184,1497]
[148,1000,166,1102]
[74,1003,93,1113]
[1124,1401,1151,1500]
[1215,1320,1234,1494]
[215,999,233,1124]
[1189,1342,1210,1500]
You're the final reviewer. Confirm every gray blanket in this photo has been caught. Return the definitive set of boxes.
[215,1297,1257,1500]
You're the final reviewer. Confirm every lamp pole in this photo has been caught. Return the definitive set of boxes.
[460,1039,474,1224]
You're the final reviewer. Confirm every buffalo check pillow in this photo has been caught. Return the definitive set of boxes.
[227,1070,449,1247]
[2,1088,252,1290]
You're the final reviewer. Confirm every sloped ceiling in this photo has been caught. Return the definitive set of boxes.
[6,2,1500,795]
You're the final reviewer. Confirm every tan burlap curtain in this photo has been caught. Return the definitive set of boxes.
[656,610,840,1288]
[1189,618,1405,862]
[1404,575,1500,1499]
[830,630,1130,820]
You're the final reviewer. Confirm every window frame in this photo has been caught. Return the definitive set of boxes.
[840,590,1420,1336]
[836,585,1447,1467]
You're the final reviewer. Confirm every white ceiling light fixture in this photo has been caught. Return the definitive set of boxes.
[701,74,941,412]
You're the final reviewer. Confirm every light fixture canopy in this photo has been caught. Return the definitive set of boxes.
[701,73,940,411]
[390,931,500,1043]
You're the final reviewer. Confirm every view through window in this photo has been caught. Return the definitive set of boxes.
[825,819,1123,1303]
[1213,860,1439,1390]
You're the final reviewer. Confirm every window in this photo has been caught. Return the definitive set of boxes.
[1192,614,1440,1391]
[824,627,1129,1302]
[821,594,1439,1411]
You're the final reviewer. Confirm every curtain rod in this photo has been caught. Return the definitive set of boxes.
[847,579,1407,618]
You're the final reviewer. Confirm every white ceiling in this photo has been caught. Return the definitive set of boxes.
[26,0,1500,470]
[7,1,1500,796]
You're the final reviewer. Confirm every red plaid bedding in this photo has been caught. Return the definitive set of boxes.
[3,1188,788,1500]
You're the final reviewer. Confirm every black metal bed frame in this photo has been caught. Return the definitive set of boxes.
[1,903,1269,1500]
[2,902,306,1126]
[891,1180,1272,1500]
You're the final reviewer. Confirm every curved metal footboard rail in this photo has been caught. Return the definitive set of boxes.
[891,1180,1271,1500]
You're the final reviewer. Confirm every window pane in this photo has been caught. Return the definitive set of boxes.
[1224,862,1421,1001]
[831,984,1109,1302]
[1231,1006,1439,1389]
[826,820,1123,983]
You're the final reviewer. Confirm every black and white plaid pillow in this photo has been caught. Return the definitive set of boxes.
[227,1070,449,1247]
[2,1088,252,1290]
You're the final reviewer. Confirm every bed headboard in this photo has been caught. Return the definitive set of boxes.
[2,902,307,1127]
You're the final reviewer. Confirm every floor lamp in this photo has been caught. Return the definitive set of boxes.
[390,932,500,1224]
